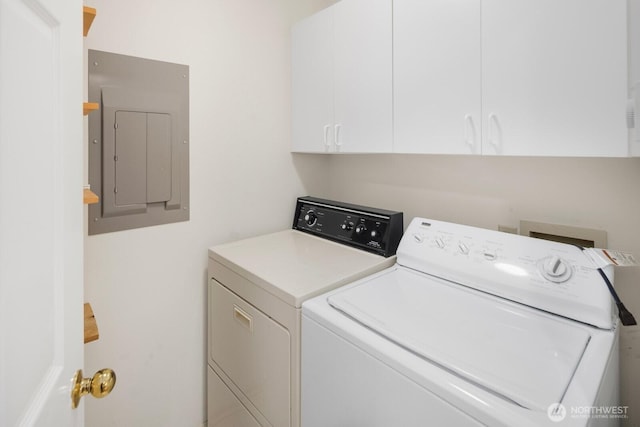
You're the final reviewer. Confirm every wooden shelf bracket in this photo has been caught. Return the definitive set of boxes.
[83,188,99,204]
[83,102,99,116]
[84,302,99,344]
[83,6,96,37]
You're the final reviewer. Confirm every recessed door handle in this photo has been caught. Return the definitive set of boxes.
[233,305,253,332]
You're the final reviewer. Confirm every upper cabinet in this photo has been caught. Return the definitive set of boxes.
[292,6,333,153]
[481,0,628,156]
[292,0,392,153]
[393,0,482,154]
[394,0,628,156]
[293,0,630,156]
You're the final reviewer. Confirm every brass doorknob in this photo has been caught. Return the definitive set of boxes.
[71,368,116,409]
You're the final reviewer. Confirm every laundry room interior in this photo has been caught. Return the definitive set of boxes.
[80,0,640,426]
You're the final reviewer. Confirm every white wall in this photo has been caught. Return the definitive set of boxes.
[83,1,640,426]
[83,1,332,425]
[323,154,640,425]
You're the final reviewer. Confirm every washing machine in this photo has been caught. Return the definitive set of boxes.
[302,217,621,427]
[207,196,403,427]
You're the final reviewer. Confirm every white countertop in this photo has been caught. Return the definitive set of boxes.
[209,229,395,308]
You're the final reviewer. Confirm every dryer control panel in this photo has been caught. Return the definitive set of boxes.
[293,196,403,257]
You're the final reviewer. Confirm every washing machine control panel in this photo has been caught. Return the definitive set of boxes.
[293,197,403,257]
[398,217,615,329]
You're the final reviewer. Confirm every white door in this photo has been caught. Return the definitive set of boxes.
[393,0,481,154]
[333,0,392,153]
[0,0,84,425]
[482,0,628,156]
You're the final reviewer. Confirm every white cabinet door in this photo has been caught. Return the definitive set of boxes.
[333,0,392,153]
[292,7,333,153]
[482,0,628,156]
[292,0,392,153]
[394,0,481,154]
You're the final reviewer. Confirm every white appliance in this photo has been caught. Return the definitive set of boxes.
[302,217,620,427]
[207,197,403,427]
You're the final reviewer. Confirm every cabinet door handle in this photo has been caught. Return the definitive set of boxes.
[334,124,342,147]
[464,115,477,152]
[323,124,332,147]
[488,113,501,153]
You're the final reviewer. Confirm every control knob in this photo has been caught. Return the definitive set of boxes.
[340,221,354,231]
[458,242,470,255]
[355,224,367,235]
[539,255,572,283]
[304,211,317,226]
[370,228,383,242]
[483,250,497,261]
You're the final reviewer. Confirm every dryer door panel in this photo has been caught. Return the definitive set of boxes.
[208,365,261,427]
[210,279,291,427]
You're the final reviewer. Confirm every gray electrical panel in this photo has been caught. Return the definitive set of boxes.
[88,50,189,235]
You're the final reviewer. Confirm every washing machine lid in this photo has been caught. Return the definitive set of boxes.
[327,267,591,411]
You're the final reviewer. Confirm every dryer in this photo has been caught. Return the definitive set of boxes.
[207,197,402,427]
[302,217,621,427]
